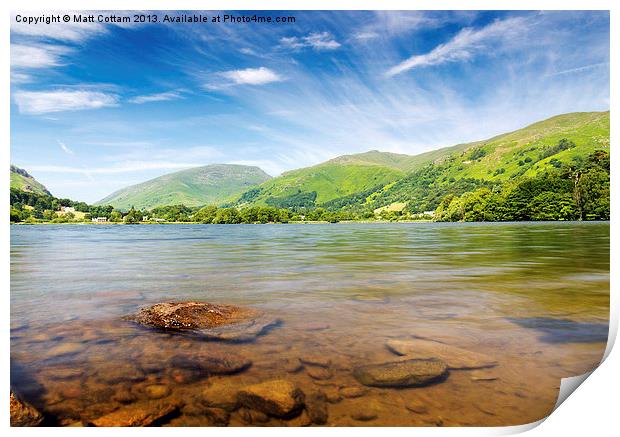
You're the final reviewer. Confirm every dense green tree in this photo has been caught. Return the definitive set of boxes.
[123,207,142,224]
[212,208,241,224]
[193,205,218,223]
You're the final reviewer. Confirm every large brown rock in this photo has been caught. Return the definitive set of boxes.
[10,391,43,427]
[128,301,258,330]
[385,339,498,370]
[237,380,305,418]
[353,358,448,388]
[127,301,280,342]
[89,400,179,426]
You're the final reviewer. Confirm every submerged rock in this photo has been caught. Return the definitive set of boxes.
[307,367,333,380]
[197,315,281,342]
[170,351,252,375]
[405,401,429,414]
[203,407,230,426]
[353,358,448,388]
[127,301,280,342]
[238,407,270,424]
[305,391,329,425]
[89,400,179,426]
[339,386,367,398]
[10,391,43,427]
[299,355,331,368]
[144,384,171,400]
[200,384,242,412]
[385,339,498,370]
[237,380,305,418]
[348,398,384,422]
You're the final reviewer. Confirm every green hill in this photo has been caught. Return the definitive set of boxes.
[10,165,51,196]
[96,164,272,210]
[231,147,475,208]
[359,111,610,213]
[233,111,608,211]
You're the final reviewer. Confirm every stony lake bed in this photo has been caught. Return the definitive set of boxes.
[10,222,610,426]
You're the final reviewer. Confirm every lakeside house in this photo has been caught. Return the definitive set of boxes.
[92,217,108,223]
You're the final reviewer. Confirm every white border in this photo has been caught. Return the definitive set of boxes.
[2,1,616,436]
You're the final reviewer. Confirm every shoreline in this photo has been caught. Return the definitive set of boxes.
[10,219,609,226]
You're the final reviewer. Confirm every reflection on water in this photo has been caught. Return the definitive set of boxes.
[10,222,609,426]
[506,318,609,343]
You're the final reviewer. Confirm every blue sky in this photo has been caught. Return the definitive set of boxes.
[10,10,610,203]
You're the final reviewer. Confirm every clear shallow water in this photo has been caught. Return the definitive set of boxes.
[10,222,610,426]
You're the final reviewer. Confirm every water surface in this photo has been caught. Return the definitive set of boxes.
[10,222,610,426]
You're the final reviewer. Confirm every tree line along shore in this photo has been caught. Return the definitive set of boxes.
[10,147,609,225]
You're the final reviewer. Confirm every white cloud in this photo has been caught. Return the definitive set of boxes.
[128,91,184,104]
[57,140,74,155]
[280,32,341,51]
[547,62,609,77]
[13,89,119,114]
[387,17,527,76]
[11,43,71,69]
[239,47,258,56]
[11,72,32,84]
[219,67,283,86]
[352,31,380,41]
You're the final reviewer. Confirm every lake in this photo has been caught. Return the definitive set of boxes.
[10,222,610,426]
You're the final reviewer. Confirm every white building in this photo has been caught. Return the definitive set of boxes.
[60,206,76,213]
[92,217,108,223]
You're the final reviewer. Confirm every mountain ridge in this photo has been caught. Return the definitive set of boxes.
[93,110,609,212]
[96,164,272,210]
[10,165,51,197]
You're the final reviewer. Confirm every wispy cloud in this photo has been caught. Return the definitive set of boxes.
[280,32,341,51]
[211,67,284,88]
[11,72,32,84]
[239,47,258,56]
[352,31,380,41]
[128,90,184,104]
[13,89,119,114]
[387,17,527,76]
[27,161,199,175]
[57,140,74,155]
[547,62,609,77]
[11,43,71,69]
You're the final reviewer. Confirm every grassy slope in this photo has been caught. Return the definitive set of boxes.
[374,111,610,209]
[443,111,609,182]
[97,164,272,210]
[235,146,476,206]
[10,166,51,196]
